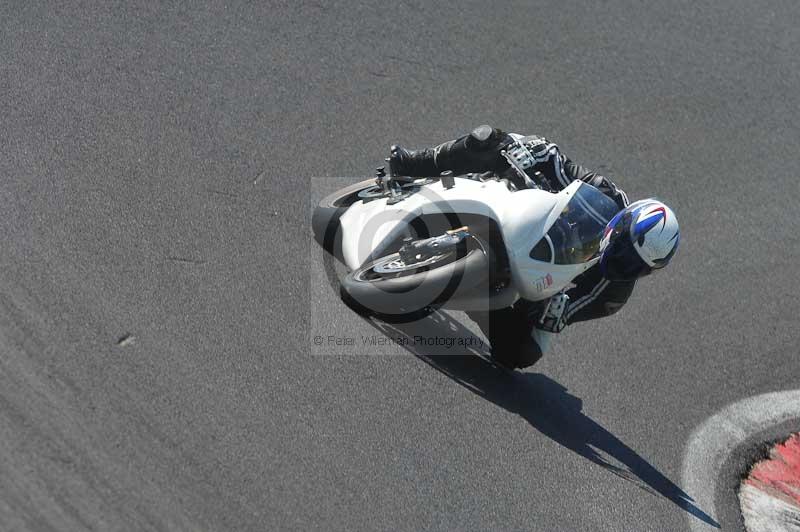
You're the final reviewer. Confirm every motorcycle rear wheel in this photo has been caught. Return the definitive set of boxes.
[311,179,376,257]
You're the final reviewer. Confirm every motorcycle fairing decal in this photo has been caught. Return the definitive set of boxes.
[531,273,554,293]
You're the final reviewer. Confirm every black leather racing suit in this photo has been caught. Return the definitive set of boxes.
[391,126,635,368]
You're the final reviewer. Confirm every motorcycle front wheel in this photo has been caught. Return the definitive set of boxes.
[340,241,489,323]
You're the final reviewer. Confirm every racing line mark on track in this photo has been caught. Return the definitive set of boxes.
[117,334,135,347]
[206,188,240,199]
[165,257,207,265]
[253,170,267,185]
[682,390,800,531]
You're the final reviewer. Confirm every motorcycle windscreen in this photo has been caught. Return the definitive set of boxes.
[534,183,621,265]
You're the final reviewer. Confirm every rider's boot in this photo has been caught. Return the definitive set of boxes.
[389,125,509,177]
[388,144,441,177]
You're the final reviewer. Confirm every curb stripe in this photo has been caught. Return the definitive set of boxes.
[682,390,800,531]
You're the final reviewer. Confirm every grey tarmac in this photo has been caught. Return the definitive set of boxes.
[2,1,799,531]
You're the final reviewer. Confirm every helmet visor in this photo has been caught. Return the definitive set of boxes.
[602,229,652,281]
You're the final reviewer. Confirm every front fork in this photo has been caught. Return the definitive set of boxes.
[398,226,471,265]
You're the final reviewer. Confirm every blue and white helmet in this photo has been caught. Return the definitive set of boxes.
[599,199,680,281]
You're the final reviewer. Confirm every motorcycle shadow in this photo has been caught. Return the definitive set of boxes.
[366,310,719,528]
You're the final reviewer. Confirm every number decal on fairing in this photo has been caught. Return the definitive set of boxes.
[532,273,553,292]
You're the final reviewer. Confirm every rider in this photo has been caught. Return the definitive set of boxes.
[389,125,680,369]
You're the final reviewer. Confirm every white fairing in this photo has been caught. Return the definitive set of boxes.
[504,181,600,300]
[339,179,503,269]
[338,178,597,307]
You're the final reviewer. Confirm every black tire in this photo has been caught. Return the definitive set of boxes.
[311,179,376,257]
[339,285,435,323]
[340,244,490,323]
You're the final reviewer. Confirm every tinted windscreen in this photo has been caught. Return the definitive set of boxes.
[544,183,621,265]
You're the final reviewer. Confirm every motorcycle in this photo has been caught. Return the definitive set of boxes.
[312,144,621,324]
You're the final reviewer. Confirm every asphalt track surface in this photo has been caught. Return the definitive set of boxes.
[2,2,799,531]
